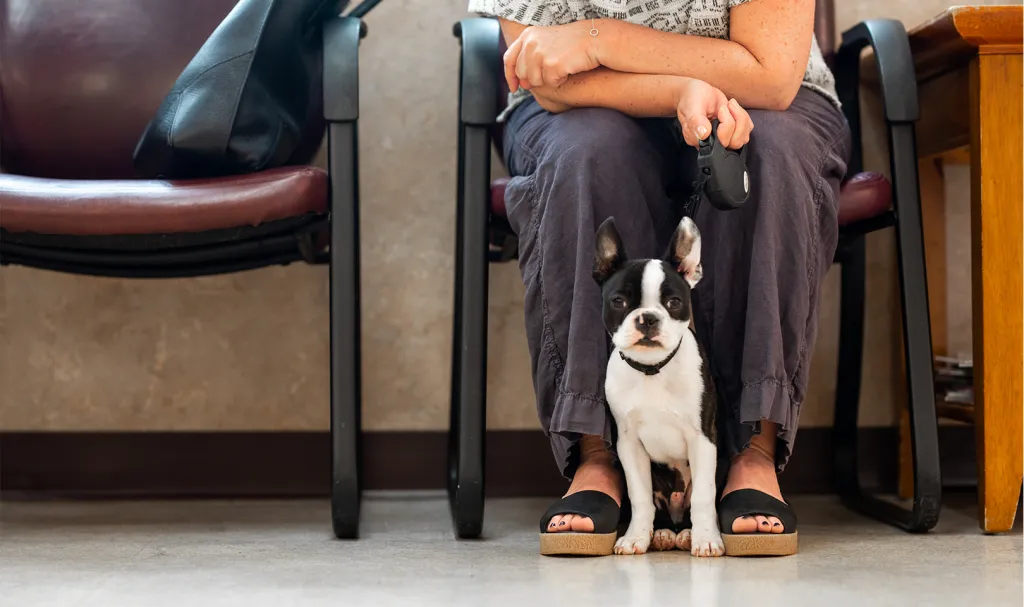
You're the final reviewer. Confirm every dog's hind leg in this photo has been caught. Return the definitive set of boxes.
[674,528,692,551]
[652,528,678,551]
[667,461,693,525]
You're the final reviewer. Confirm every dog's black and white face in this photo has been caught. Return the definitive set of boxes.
[592,217,703,360]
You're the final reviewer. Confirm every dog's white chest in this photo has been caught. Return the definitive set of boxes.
[605,334,706,465]
[631,407,697,464]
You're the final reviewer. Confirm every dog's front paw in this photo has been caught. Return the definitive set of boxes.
[614,530,652,555]
[674,528,691,552]
[689,528,724,558]
[652,529,677,551]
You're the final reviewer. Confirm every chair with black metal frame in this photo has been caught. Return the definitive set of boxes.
[448,0,940,538]
[0,0,372,538]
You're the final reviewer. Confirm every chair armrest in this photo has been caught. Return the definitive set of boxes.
[836,20,919,122]
[347,0,384,19]
[323,16,366,123]
[834,19,920,174]
[453,18,503,126]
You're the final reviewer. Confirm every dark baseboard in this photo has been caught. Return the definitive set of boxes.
[0,426,976,499]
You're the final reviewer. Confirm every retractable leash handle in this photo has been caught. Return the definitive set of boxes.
[685,119,751,216]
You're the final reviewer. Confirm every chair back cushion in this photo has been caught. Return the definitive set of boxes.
[815,0,836,62]
[1,0,240,178]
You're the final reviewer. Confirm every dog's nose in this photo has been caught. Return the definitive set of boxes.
[635,312,660,334]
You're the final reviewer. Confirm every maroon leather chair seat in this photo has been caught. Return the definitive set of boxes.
[0,167,328,236]
[488,169,893,228]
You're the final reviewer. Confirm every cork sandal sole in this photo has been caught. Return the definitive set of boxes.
[539,531,618,556]
[538,491,620,557]
[722,531,798,556]
[718,489,799,557]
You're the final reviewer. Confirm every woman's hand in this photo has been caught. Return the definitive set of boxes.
[676,78,753,150]
[503,22,600,92]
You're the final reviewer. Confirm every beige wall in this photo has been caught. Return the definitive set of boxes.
[0,0,988,432]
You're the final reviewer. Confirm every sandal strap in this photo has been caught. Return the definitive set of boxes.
[718,489,797,534]
[539,490,620,534]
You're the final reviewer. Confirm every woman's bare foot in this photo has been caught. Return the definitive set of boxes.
[545,435,623,533]
[721,421,787,534]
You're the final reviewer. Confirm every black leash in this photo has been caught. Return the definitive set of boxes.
[683,119,751,217]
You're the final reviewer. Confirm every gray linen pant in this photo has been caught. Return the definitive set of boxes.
[502,88,851,478]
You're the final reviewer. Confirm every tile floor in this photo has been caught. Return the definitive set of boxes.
[0,494,1020,606]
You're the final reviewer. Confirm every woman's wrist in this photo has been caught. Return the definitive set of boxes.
[589,18,619,67]
[669,76,696,107]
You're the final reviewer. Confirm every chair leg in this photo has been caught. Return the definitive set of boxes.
[328,121,362,539]
[891,123,942,531]
[833,237,867,501]
[833,235,941,532]
[833,130,941,533]
[448,124,490,539]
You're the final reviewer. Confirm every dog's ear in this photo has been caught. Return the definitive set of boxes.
[665,217,702,287]
[593,217,626,285]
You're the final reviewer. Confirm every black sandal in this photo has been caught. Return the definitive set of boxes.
[718,489,798,556]
[539,491,620,556]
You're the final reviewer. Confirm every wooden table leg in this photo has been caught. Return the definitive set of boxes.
[970,53,1024,533]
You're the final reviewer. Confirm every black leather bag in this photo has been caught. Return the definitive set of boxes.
[134,0,348,179]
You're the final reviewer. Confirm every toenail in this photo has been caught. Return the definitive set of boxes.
[558,521,566,526]
[760,521,769,526]
[773,523,781,527]
[741,515,751,519]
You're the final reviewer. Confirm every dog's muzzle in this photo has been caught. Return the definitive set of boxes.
[635,312,660,337]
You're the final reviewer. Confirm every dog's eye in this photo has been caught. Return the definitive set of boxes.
[665,297,683,311]
[611,296,628,310]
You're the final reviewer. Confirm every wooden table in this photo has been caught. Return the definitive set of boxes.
[908,5,1022,533]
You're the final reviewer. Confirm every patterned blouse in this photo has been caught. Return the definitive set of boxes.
[468,0,839,116]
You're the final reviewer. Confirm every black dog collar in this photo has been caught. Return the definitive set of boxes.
[619,340,682,376]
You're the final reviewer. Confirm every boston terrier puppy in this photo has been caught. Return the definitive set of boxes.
[593,216,724,557]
